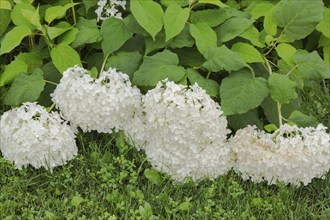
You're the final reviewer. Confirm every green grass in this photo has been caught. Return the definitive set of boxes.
[0,131,330,220]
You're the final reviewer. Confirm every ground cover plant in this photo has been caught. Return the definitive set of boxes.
[0,0,329,219]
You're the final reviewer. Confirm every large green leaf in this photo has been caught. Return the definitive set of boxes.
[144,31,167,55]
[50,44,82,73]
[275,43,297,65]
[72,18,102,47]
[247,2,274,20]
[101,17,133,55]
[215,17,253,43]
[316,8,330,38]
[189,23,217,54]
[3,69,45,107]
[220,71,269,115]
[16,52,43,73]
[0,25,32,55]
[169,24,194,49]
[288,111,318,127]
[130,0,164,40]
[186,69,219,97]
[123,14,149,36]
[0,59,28,87]
[190,8,245,27]
[105,51,142,79]
[132,50,185,87]
[0,9,11,37]
[273,0,324,40]
[11,3,35,29]
[47,21,72,40]
[174,46,205,68]
[163,3,189,42]
[239,26,264,48]
[203,46,248,72]
[45,3,78,24]
[268,73,297,104]
[227,108,263,130]
[293,51,330,80]
[231,42,263,63]
[263,5,277,36]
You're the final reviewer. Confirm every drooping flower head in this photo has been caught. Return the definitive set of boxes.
[51,66,144,148]
[0,102,78,171]
[95,0,126,21]
[142,80,233,182]
[229,124,330,186]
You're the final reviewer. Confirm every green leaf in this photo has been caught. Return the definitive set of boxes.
[58,28,79,45]
[261,96,301,126]
[247,2,274,20]
[105,51,142,79]
[273,0,324,40]
[144,169,161,185]
[161,0,184,7]
[11,3,35,29]
[0,59,28,87]
[0,0,11,10]
[288,111,318,127]
[70,193,85,207]
[220,71,269,115]
[47,21,72,40]
[215,17,253,43]
[16,52,43,73]
[101,17,133,55]
[144,30,167,55]
[263,5,277,36]
[324,45,330,66]
[0,9,12,36]
[190,8,244,27]
[130,0,164,40]
[169,24,194,49]
[50,44,82,73]
[21,7,41,28]
[72,18,102,47]
[177,201,193,211]
[189,23,217,54]
[123,14,149,37]
[227,108,263,130]
[316,8,330,38]
[239,26,265,48]
[163,4,189,42]
[139,202,153,219]
[277,60,304,89]
[275,43,297,65]
[0,25,32,55]
[264,124,278,132]
[3,69,45,107]
[293,51,330,80]
[198,0,228,8]
[268,73,297,104]
[133,50,185,87]
[231,42,263,63]
[203,46,248,72]
[82,0,97,12]
[186,68,219,97]
[174,46,205,68]
[45,3,78,24]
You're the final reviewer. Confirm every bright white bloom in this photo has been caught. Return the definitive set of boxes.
[51,66,144,148]
[95,0,126,21]
[142,80,233,182]
[0,102,78,171]
[229,124,330,186]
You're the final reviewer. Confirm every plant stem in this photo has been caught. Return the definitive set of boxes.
[44,80,58,86]
[100,53,110,75]
[47,103,55,112]
[206,71,211,79]
[71,0,77,25]
[263,56,273,75]
[263,29,285,56]
[286,64,298,76]
[277,102,283,126]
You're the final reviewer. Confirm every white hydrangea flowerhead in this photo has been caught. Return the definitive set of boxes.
[51,66,144,145]
[142,80,233,182]
[95,0,126,21]
[0,102,78,171]
[229,124,330,186]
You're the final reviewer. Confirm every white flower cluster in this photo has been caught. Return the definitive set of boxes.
[51,66,143,144]
[142,80,233,182]
[229,124,330,186]
[0,102,77,171]
[95,0,126,21]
